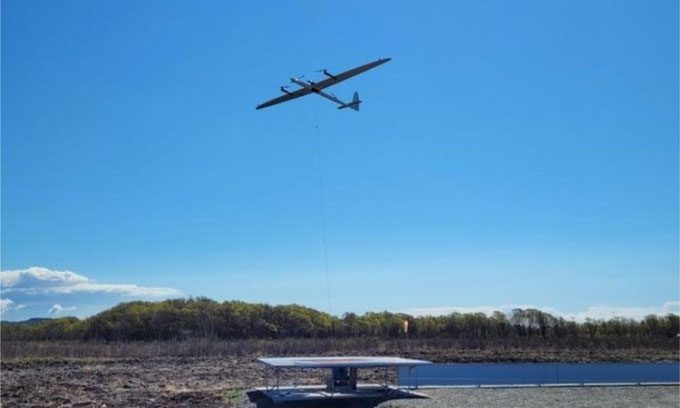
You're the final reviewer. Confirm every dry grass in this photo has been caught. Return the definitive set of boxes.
[2,338,677,362]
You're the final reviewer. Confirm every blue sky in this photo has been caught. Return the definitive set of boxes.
[2,0,678,321]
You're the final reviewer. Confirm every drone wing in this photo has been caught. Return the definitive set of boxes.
[312,58,392,91]
[256,87,313,110]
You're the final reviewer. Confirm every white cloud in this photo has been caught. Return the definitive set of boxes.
[0,298,26,314]
[562,301,680,321]
[0,267,181,297]
[1,267,88,288]
[47,282,180,296]
[0,298,15,314]
[47,304,77,315]
[402,301,680,322]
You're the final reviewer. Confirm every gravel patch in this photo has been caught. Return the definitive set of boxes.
[379,386,680,408]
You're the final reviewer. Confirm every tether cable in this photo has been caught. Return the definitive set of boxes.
[313,107,333,317]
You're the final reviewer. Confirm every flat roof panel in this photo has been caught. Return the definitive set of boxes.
[257,356,432,368]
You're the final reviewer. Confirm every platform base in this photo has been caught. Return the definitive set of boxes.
[247,385,428,408]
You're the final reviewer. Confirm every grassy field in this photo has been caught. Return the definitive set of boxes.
[3,338,678,361]
[1,339,678,407]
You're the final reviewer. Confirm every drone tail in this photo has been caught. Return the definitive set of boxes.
[339,92,361,111]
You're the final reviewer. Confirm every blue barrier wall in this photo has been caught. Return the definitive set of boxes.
[398,363,680,387]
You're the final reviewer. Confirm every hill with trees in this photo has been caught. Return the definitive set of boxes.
[1,298,677,349]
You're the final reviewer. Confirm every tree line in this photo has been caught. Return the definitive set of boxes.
[1,298,678,348]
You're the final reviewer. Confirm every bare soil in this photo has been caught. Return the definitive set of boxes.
[1,343,677,407]
[2,357,248,407]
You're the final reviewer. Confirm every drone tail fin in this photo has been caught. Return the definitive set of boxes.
[339,92,361,111]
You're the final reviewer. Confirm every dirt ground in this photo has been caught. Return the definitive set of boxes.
[2,357,250,407]
[1,356,400,407]
[2,346,678,407]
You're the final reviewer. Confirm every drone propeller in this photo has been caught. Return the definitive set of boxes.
[316,68,337,79]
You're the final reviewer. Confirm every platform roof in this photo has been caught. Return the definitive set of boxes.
[257,356,432,369]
